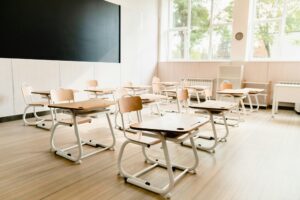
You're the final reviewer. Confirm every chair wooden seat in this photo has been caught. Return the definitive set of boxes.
[29,102,48,107]
[58,117,92,126]
[128,134,161,145]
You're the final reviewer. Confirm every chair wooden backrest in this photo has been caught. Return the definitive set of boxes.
[50,89,74,103]
[177,89,189,102]
[21,84,33,105]
[118,96,143,114]
[220,81,233,90]
[86,80,98,89]
[152,76,161,94]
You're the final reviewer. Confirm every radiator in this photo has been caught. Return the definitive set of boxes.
[181,78,216,99]
[273,81,300,115]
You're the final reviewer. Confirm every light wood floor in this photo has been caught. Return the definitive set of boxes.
[0,107,300,200]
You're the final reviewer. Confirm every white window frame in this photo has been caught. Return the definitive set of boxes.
[250,0,300,61]
[167,0,234,61]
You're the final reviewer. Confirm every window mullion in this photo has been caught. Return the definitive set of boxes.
[208,0,214,60]
[185,0,192,60]
[279,0,288,58]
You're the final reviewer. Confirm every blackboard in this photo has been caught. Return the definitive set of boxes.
[0,0,120,63]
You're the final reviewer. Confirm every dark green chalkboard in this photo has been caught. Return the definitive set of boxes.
[0,0,120,63]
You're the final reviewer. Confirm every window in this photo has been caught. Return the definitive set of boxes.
[252,0,300,60]
[168,0,234,60]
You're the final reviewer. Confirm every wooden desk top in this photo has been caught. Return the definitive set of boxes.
[140,93,169,101]
[154,81,179,86]
[32,89,80,96]
[124,85,151,90]
[48,99,115,111]
[189,100,237,111]
[185,85,209,91]
[244,88,264,94]
[84,88,115,94]
[130,113,208,136]
[217,89,249,96]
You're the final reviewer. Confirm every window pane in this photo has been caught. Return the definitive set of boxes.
[169,31,185,59]
[171,0,188,28]
[253,21,280,58]
[285,0,300,33]
[191,0,211,28]
[190,0,210,60]
[284,1,300,59]
[213,0,234,24]
[190,30,210,60]
[256,0,283,20]
[212,25,232,59]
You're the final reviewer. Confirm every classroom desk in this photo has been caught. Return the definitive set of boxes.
[84,88,115,98]
[120,113,208,198]
[185,85,210,103]
[123,85,151,95]
[185,101,237,153]
[244,88,264,111]
[48,99,116,164]
[217,88,253,114]
[31,90,54,130]
[154,81,179,87]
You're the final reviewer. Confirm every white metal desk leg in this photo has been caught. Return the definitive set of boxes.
[240,98,247,115]
[220,112,229,142]
[254,94,259,111]
[72,114,83,163]
[189,136,199,172]
[193,112,218,153]
[177,99,181,113]
[247,94,253,112]
[196,92,200,104]
[272,96,276,117]
[105,113,116,150]
[161,137,175,197]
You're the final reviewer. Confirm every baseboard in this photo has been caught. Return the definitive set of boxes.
[0,111,50,123]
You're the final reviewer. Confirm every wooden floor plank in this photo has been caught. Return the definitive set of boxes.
[0,108,299,200]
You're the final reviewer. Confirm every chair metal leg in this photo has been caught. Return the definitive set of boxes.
[23,105,45,126]
[219,112,229,142]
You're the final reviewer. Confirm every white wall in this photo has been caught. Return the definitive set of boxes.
[0,0,159,117]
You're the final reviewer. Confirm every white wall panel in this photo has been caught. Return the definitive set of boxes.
[94,63,121,88]
[59,61,94,90]
[59,61,94,101]
[12,59,60,114]
[121,0,158,85]
[0,59,14,117]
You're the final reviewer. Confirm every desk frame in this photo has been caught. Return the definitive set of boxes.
[118,114,207,198]
[49,101,116,164]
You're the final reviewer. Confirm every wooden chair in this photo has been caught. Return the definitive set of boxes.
[152,76,162,95]
[86,80,98,89]
[113,88,129,129]
[117,96,162,188]
[50,88,115,163]
[86,80,99,99]
[219,81,243,123]
[117,96,198,197]
[21,84,48,126]
[182,79,209,103]
[220,81,233,90]
[50,89,92,158]
[176,88,190,113]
